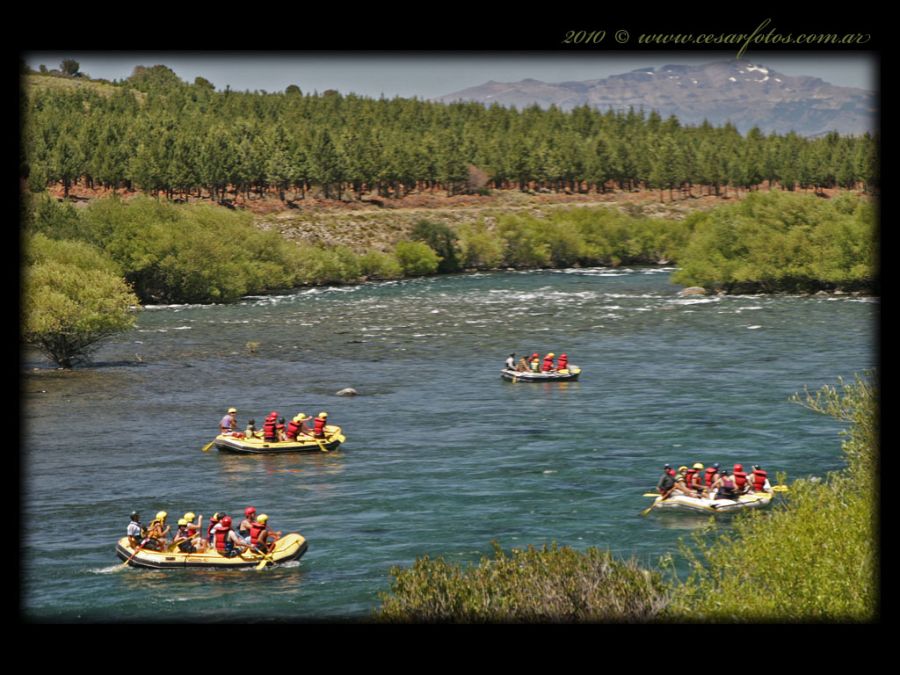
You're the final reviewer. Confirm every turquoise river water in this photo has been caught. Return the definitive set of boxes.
[21,268,877,621]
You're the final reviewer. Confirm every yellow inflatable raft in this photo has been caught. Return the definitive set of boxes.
[213,426,346,454]
[115,532,308,569]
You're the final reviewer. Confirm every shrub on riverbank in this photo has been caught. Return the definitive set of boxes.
[672,191,877,293]
[377,542,668,623]
[665,373,877,622]
[24,234,139,368]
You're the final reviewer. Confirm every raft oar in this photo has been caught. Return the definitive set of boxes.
[123,538,151,566]
[201,439,216,453]
[641,495,663,516]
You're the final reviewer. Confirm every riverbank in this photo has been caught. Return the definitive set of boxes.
[49,182,850,253]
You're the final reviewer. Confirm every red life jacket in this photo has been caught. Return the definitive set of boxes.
[541,358,554,372]
[685,469,699,487]
[705,467,719,487]
[214,526,231,553]
[286,420,302,440]
[734,469,749,489]
[263,417,278,441]
[752,468,768,491]
[313,417,327,436]
[250,522,267,546]
[558,357,568,370]
[666,467,676,477]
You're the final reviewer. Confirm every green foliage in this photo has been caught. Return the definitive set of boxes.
[456,220,506,269]
[672,191,876,293]
[666,373,878,622]
[377,542,669,623]
[294,245,362,285]
[393,240,441,276]
[41,196,302,304]
[24,234,139,368]
[411,220,461,273]
[357,250,404,280]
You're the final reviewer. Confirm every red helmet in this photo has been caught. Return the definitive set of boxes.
[221,516,233,528]
[245,506,256,517]
[734,463,744,472]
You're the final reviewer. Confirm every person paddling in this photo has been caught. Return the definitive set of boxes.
[657,465,677,498]
[541,352,556,372]
[219,407,238,435]
[213,516,248,557]
[311,412,329,439]
[750,465,771,493]
[712,468,738,500]
[146,511,170,551]
[239,506,257,543]
[557,353,569,371]
[250,514,282,554]
[127,511,146,549]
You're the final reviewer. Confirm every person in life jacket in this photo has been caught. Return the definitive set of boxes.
[312,412,328,439]
[750,465,771,492]
[530,353,540,372]
[244,418,259,438]
[541,353,556,372]
[219,407,238,435]
[657,466,677,497]
[277,417,287,441]
[126,511,146,549]
[183,512,207,552]
[263,412,279,442]
[239,506,257,543]
[146,511,170,551]
[557,353,569,371]
[712,469,738,500]
[672,467,698,496]
[684,463,706,497]
[173,519,197,553]
[704,463,721,488]
[250,514,282,554]
[285,414,309,441]
[207,512,224,545]
[733,464,750,494]
[213,516,247,557]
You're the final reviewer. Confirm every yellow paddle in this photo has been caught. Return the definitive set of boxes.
[201,439,216,453]
[641,495,664,516]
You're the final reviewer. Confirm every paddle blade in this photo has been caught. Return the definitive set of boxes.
[201,440,215,453]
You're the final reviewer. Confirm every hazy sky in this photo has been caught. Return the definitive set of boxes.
[24,52,877,98]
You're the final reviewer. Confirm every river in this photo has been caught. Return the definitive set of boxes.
[21,267,877,621]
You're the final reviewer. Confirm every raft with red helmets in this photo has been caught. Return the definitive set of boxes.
[212,424,346,454]
[501,366,581,382]
[115,532,307,569]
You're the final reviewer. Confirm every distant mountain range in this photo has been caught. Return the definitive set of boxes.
[435,61,876,137]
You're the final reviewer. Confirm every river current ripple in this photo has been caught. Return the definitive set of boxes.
[21,268,877,620]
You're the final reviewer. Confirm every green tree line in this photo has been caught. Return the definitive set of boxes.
[23,66,878,202]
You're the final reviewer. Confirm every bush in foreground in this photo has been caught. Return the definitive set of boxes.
[377,542,668,623]
[665,373,877,622]
[24,234,140,368]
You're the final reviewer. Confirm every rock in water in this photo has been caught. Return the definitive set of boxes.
[680,287,707,296]
[336,388,359,397]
